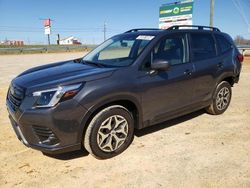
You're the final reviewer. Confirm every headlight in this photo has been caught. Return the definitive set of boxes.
[33,83,82,108]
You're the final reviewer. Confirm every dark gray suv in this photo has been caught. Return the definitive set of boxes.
[6,25,243,159]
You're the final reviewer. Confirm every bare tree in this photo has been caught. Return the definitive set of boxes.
[234,35,250,45]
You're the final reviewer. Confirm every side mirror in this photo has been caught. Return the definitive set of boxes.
[151,59,170,71]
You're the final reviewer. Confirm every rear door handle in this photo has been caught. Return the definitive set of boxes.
[184,69,192,76]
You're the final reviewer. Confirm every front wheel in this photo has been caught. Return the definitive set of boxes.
[84,105,134,159]
[206,81,232,115]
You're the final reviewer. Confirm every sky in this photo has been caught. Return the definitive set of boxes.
[0,0,250,45]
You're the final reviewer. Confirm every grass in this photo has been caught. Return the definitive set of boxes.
[0,44,95,55]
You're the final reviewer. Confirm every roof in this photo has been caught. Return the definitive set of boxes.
[60,36,79,41]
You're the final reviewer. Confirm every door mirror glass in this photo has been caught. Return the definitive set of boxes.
[151,59,170,71]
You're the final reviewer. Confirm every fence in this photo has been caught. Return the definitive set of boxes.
[1,44,250,55]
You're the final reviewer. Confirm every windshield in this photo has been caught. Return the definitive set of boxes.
[83,34,154,67]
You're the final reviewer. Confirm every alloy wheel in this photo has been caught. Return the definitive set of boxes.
[216,87,230,111]
[97,115,128,152]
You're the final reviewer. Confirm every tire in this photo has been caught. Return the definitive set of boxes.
[84,105,134,159]
[206,81,232,115]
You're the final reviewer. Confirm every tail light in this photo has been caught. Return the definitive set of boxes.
[237,54,244,63]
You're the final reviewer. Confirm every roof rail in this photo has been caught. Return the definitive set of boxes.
[167,25,221,32]
[125,28,160,33]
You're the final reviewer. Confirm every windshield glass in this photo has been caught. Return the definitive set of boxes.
[83,34,154,67]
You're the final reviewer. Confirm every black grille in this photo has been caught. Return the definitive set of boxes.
[7,83,25,111]
[32,125,59,145]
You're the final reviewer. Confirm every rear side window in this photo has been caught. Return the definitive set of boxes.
[215,34,232,54]
[190,33,216,61]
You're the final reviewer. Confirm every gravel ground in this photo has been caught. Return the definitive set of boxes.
[0,53,249,188]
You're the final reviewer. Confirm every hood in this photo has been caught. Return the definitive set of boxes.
[13,59,116,91]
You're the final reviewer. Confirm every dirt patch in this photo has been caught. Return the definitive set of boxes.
[0,53,250,188]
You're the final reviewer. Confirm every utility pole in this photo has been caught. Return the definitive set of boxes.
[57,34,60,45]
[47,34,50,45]
[104,21,107,41]
[210,0,215,27]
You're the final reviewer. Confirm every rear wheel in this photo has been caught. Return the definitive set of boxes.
[84,105,134,159]
[206,81,232,115]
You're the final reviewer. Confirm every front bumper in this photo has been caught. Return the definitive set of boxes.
[6,98,88,154]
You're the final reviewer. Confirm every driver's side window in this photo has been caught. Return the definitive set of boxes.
[141,35,186,70]
[153,35,186,65]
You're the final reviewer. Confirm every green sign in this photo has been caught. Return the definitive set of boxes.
[160,2,193,18]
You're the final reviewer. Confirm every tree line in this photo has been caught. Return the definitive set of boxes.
[234,35,250,45]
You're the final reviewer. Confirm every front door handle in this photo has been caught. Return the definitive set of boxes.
[217,62,224,69]
[184,69,192,76]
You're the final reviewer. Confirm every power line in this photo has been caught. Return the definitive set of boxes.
[231,0,250,32]
[0,26,122,33]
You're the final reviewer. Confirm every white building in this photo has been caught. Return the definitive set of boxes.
[59,36,81,45]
